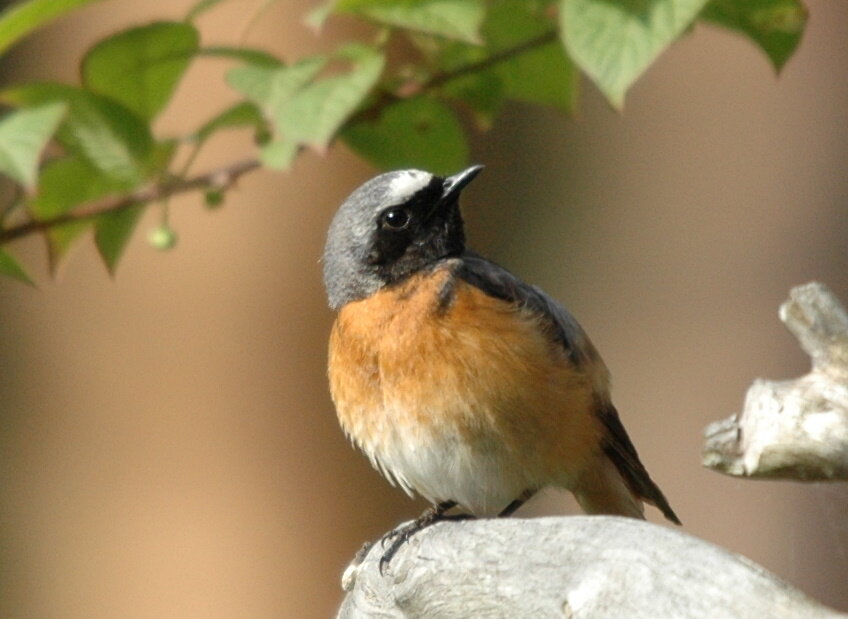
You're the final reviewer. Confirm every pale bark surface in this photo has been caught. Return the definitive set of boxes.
[703,282,848,480]
[338,516,842,618]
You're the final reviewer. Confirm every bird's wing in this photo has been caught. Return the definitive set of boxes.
[454,252,601,370]
[454,252,681,525]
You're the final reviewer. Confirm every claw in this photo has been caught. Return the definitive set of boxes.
[377,500,473,575]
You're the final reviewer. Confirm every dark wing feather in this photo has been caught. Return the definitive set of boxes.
[455,252,681,525]
[455,252,596,368]
[599,403,681,524]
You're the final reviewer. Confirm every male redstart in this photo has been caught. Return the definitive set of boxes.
[323,166,679,568]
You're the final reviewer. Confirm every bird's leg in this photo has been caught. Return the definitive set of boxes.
[498,488,537,517]
[379,500,471,573]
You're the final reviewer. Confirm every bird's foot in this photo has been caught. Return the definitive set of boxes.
[379,500,473,574]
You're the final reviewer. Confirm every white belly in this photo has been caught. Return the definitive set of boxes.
[360,402,534,517]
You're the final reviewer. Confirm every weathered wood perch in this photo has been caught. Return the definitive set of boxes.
[338,516,843,618]
[703,282,848,480]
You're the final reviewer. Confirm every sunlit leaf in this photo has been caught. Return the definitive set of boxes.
[0,248,35,286]
[701,0,807,72]
[276,46,383,152]
[0,0,107,57]
[82,21,199,121]
[194,101,264,142]
[0,102,66,188]
[3,83,154,184]
[335,0,484,43]
[227,56,325,112]
[228,47,383,169]
[560,0,709,109]
[342,97,467,174]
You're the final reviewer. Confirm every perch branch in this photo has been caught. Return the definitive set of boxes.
[703,282,848,480]
[339,516,842,618]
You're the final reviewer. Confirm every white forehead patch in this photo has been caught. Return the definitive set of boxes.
[386,170,432,202]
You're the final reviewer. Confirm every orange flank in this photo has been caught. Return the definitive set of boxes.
[328,261,609,515]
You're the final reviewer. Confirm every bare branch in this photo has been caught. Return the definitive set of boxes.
[703,282,848,480]
[0,159,261,243]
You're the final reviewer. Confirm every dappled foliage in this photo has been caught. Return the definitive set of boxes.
[0,0,807,283]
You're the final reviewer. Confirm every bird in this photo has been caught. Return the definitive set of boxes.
[322,165,680,569]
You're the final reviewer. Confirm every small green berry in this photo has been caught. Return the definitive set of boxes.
[147,225,178,251]
[204,190,224,210]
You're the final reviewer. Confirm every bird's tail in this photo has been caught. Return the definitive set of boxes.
[573,403,681,524]
[572,454,646,519]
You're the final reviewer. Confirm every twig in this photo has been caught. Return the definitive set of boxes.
[354,30,558,122]
[0,159,260,243]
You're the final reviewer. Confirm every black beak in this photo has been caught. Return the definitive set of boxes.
[441,164,484,204]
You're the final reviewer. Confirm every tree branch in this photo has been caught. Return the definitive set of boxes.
[1,29,561,246]
[703,282,848,480]
[355,30,558,122]
[339,517,842,618]
[0,158,261,243]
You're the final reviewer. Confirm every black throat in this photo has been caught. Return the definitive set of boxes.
[371,200,466,287]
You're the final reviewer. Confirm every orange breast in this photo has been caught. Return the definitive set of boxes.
[328,263,605,506]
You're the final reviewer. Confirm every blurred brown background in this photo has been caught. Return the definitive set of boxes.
[1,1,847,617]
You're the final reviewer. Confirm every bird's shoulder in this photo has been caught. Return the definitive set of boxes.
[445,252,599,369]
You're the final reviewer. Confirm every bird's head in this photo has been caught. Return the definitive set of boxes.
[322,165,483,310]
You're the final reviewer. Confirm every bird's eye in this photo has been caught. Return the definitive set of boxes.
[381,208,410,230]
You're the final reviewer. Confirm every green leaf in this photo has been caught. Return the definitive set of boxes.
[81,21,199,121]
[483,1,576,111]
[335,0,485,43]
[440,71,504,129]
[342,97,467,174]
[30,154,130,270]
[430,2,574,117]
[258,139,299,169]
[44,220,90,270]
[0,248,35,286]
[148,138,178,174]
[228,58,326,168]
[29,156,117,218]
[279,47,384,150]
[0,0,107,57]
[185,0,229,21]
[560,0,709,109]
[229,47,384,169]
[227,56,326,112]
[194,101,264,142]
[198,46,282,67]
[3,83,154,184]
[94,204,144,274]
[701,0,807,72]
[0,102,66,188]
